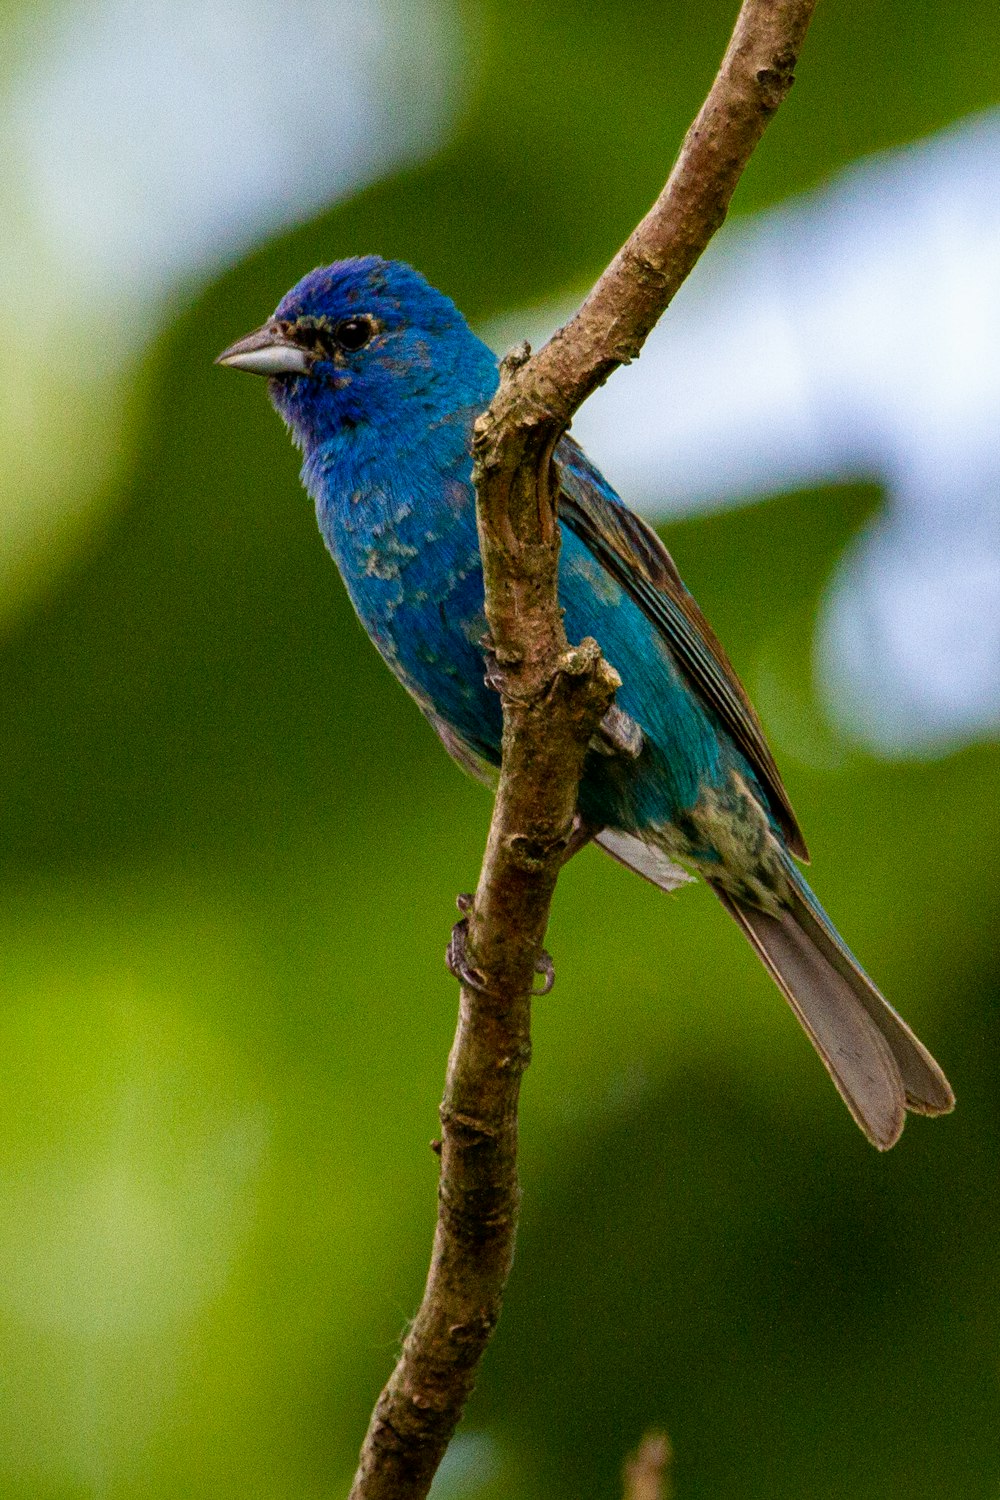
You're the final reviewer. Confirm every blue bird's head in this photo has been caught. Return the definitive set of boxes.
[217,256,497,455]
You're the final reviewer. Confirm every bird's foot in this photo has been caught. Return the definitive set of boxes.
[446,907,490,995]
[532,948,556,995]
[446,895,555,997]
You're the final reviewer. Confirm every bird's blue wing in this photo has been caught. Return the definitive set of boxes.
[557,436,809,861]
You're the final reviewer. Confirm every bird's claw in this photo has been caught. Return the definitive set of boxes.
[446,916,491,995]
[533,948,555,995]
[446,899,555,998]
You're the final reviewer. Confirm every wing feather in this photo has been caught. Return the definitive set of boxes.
[557,437,808,861]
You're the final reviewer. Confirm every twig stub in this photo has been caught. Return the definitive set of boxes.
[623,1432,674,1500]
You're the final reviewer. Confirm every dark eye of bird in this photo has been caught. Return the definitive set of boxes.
[335,317,375,352]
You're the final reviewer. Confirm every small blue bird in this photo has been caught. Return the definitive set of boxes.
[219,255,954,1149]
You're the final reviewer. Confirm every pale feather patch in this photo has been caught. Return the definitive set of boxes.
[596,830,693,893]
[683,771,789,912]
[590,704,645,759]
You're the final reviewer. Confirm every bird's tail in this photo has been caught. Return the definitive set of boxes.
[713,864,954,1149]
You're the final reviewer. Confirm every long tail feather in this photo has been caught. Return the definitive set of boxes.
[715,876,954,1149]
[783,874,955,1119]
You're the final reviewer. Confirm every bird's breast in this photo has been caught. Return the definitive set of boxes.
[318,478,502,753]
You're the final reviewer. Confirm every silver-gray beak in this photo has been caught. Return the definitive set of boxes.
[215,324,312,377]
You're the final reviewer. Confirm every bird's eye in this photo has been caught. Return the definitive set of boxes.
[335,316,375,352]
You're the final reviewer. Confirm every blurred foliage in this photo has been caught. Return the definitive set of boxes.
[1,0,999,1497]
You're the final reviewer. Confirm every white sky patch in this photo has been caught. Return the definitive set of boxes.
[486,112,1000,756]
[6,0,461,300]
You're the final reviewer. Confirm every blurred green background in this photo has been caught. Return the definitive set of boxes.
[1,1,998,1496]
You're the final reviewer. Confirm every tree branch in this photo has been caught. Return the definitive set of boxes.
[489,0,818,436]
[347,3,818,1497]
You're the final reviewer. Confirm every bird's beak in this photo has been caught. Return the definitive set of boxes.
[215,323,312,377]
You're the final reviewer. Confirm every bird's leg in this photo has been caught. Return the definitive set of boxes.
[562,812,598,864]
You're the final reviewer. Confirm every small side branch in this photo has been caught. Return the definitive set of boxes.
[623,1433,674,1500]
[347,3,818,1497]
